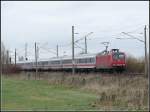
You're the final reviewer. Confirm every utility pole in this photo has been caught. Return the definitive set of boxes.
[37,46,39,59]
[15,49,16,67]
[9,57,11,64]
[72,26,75,74]
[25,43,27,60]
[144,25,148,77]
[35,42,38,79]
[2,51,5,74]
[57,44,58,58]
[75,32,93,54]
[85,36,87,54]
[6,50,9,65]
[0,43,1,75]
[6,50,9,74]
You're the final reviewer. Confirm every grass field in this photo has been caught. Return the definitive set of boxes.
[1,73,149,111]
[1,76,98,111]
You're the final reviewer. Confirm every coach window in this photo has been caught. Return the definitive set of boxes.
[86,58,89,63]
[75,59,79,63]
[83,59,85,63]
[78,59,81,63]
[57,61,60,64]
[85,58,88,63]
[65,60,70,64]
[62,60,65,64]
[69,60,72,64]
[63,60,72,64]
[79,59,83,63]
[42,62,44,65]
[90,58,92,63]
[85,59,87,63]
[80,58,86,63]
[92,58,94,63]
[50,61,52,64]
[51,61,60,64]
[48,61,51,65]
[89,58,91,63]
[78,59,80,63]
[51,61,54,64]
[46,61,49,65]
[43,61,48,65]
[84,59,86,63]
[87,58,91,63]
[87,58,92,63]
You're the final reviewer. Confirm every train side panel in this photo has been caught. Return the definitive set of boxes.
[96,55,113,69]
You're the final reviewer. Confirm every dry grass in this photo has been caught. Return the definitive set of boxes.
[7,72,148,111]
[82,76,148,110]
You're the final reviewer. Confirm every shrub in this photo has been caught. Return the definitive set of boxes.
[126,55,145,73]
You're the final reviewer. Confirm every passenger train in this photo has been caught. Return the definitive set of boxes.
[17,49,126,72]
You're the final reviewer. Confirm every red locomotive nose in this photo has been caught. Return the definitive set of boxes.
[112,52,126,67]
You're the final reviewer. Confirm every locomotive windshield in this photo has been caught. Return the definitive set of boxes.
[113,53,125,60]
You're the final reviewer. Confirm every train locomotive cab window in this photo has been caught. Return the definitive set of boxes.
[113,53,125,60]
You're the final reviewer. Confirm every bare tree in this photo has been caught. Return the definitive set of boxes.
[1,42,9,74]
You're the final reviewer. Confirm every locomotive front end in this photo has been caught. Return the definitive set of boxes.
[111,49,126,71]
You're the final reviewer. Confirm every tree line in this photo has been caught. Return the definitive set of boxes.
[1,42,20,74]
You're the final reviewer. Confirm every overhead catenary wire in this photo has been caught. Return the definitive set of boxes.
[126,25,145,34]
[74,43,85,51]
[14,24,148,61]
[39,46,57,55]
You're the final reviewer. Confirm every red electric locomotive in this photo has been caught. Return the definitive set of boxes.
[96,49,126,71]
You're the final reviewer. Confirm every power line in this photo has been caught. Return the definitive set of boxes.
[60,43,72,47]
[74,43,85,51]
[40,46,57,55]
[122,32,144,43]
[126,25,144,34]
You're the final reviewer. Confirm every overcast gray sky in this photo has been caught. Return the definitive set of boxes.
[1,1,149,61]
